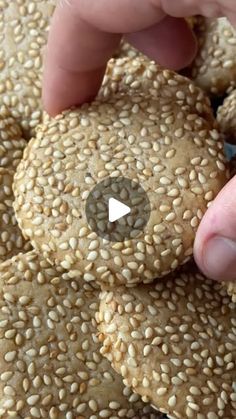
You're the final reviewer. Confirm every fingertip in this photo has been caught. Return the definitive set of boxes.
[126,17,198,71]
[42,63,106,116]
[161,17,198,71]
[194,176,236,282]
[169,19,198,70]
[194,235,236,282]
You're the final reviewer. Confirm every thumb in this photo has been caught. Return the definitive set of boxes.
[194,175,236,281]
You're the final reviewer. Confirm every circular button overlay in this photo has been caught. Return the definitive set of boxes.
[85,177,151,242]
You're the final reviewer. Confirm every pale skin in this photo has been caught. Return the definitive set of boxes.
[43,0,236,282]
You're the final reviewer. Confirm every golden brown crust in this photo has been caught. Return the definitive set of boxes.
[13,75,228,286]
[98,266,236,418]
[0,105,26,169]
[0,251,162,419]
[0,168,31,262]
[0,0,55,139]
[186,17,236,96]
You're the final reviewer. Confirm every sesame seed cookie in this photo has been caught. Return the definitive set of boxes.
[13,82,228,286]
[0,251,163,419]
[219,158,236,304]
[186,17,236,96]
[0,168,31,262]
[100,56,213,124]
[217,89,236,143]
[0,0,55,139]
[0,105,27,169]
[98,266,236,418]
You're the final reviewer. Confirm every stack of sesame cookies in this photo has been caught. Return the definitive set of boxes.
[0,2,164,417]
[11,54,236,417]
[0,251,161,419]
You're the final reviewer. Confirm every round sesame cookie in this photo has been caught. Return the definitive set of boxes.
[0,251,163,419]
[98,266,236,418]
[13,84,228,286]
[217,89,236,143]
[186,17,236,96]
[0,0,55,139]
[0,168,31,262]
[0,105,27,169]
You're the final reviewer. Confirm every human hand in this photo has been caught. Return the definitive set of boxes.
[43,0,236,282]
[43,0,199,115]
[43,0,236,115]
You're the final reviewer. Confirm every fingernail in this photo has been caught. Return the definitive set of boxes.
[203,236,236,281]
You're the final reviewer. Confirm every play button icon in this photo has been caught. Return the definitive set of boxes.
[85,176,150,242]
[108,198,131,223]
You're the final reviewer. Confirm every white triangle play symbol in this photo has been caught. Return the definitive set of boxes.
[108,197,131,223]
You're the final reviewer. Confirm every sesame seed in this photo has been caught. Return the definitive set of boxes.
[156,388,167,396]
[13,57,227,288]
[168,395,177,407]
